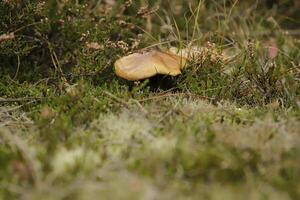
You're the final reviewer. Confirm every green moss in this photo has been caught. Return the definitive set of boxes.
[0,1,299,199]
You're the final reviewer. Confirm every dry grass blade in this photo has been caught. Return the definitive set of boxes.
[0,97,44,103]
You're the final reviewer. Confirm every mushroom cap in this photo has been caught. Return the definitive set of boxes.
[114,50,187,81]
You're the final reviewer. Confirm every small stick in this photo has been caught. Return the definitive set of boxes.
[0,97,43,103]
[138,92,214,102]
[103,91,129,108]
[129,99,148,114]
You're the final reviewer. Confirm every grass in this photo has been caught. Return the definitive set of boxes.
[0,0,300,199]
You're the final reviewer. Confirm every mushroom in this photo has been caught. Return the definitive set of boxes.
[114,50,187,81]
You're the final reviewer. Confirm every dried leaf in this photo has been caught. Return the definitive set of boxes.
[268,39,278,59]
[86,42,103,50]
[0,32,15,42]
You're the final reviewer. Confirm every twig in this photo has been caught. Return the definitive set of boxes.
[48,42,68,84]
[103,91,129,107]
[129,99,148,114]
[157,101,179,123]
[0,121,34,127]
[13,21,43,34]
[0,97,44,103]
[138,92,214,102]
[0,105,23,113]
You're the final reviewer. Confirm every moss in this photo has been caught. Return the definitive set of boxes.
[0,1,299,199]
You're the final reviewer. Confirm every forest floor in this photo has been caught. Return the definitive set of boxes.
[0,1,300,200]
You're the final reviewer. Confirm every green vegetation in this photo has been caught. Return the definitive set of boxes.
[0,0,299,199]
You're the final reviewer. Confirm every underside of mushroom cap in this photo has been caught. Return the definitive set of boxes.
[114,50,187,81]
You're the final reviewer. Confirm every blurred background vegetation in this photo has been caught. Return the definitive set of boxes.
[0,0,299,106]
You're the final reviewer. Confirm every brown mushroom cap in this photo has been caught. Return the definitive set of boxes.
[114,50,187,81]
